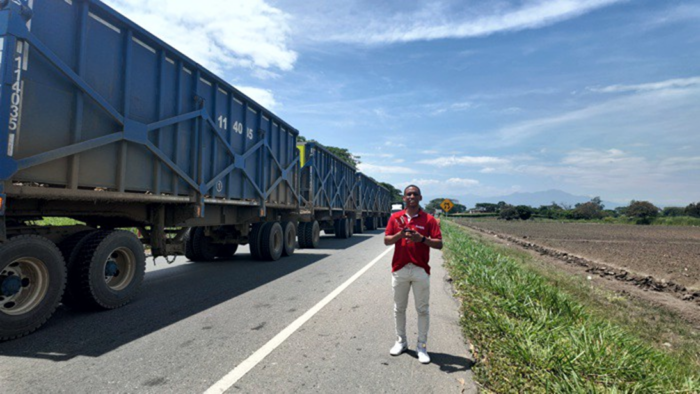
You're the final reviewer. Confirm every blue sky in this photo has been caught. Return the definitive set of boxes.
[104,0,699,207]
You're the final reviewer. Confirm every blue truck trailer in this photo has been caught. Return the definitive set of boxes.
[296,141,358,248]
[0,0,304,340]
[355,173,391,232]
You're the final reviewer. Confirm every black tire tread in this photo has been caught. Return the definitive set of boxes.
[281,221,295,257]
[73,230,145,310]
[191,227,218,261]
[0,235,66,341]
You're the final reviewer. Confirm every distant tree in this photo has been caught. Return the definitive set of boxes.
[452,203,467,214]
[572,200,604,220]
[499,205,519,221]
[602,209,618,218]
[538,203,564,219]
[614,205,629,217]
[379,182,402,204]
[662,207,686,217]
[515,205,534,220]
[497,201,508,211]
[686,202,700,218]
[296,135,307,143]
[475,203,499,213]
[590,196,605,210]
[627,201,660,224]
[325,145,360,168]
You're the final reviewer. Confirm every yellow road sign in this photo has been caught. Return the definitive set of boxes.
[440,199,454,213]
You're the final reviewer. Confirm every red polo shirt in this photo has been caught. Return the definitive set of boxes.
[385,209,442,275]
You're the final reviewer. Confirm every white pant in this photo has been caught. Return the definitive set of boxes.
[392,263,430,344]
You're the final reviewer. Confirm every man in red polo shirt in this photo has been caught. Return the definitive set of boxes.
[384,185,442,364]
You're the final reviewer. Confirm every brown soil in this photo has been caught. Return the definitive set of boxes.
[454,220,700,325]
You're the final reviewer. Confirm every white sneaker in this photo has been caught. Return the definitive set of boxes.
[417,342,430,364]
[389,341,408,356]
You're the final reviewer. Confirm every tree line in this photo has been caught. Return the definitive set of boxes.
[424,197,700,225]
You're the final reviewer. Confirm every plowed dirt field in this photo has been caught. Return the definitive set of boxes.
[456,220,700,291]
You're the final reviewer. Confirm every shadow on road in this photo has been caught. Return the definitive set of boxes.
[0,253,343,361]
[0,231,380,361]
[314,230,385,250]
[405,350,475,373]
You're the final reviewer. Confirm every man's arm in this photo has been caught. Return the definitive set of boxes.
[406,231,442,249]
[384,230,406,245]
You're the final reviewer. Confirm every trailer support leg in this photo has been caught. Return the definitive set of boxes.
[150,205,166,258]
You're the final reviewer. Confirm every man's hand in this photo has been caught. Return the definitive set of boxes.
[406,230,423,243]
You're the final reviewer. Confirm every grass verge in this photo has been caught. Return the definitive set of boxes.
[442,220,700,393]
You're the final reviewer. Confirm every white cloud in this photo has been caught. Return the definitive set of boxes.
[588,76,700,93]
[432,101,475,115]
[358,163,417,174]
[236,86,278,110]
[418,156,510,167]
[310,0,623,44]
[488,81,700,146]
[398,177,480,193]
[104,0,297,76]
[446,178,480,187]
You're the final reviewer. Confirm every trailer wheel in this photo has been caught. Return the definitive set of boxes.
[0,236,66,341]
[250,222,269,260]
[335,218,349,239]
[216,244,239,260]
[72,231,146,310]
[333,220,342,238]
[354,219,364,234]
[304,221,320,249]
[184,228,197,260]
[260,222,284,261]
[281,221,296,257]
[190,227,219,262]
[365,217,377,231]
[297,222,309,249]
[58,230,102,306]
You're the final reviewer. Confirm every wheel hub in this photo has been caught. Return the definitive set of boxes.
[105,260,120,278]
[1,274,22,297]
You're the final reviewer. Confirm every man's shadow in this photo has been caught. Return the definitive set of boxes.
[405,350,475,373]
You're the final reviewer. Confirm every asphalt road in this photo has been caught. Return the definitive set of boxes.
[0,231,476,393]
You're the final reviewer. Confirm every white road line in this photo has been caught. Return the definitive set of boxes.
[204,247,394,394]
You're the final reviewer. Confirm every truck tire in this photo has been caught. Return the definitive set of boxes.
[58,230,102,306]
[335,218,349,239]
[260,222,284,261]
[333,220,342,238]
[71,230,146,310]
[347,218,354,238]
[216,244,239,260]
[249,222,269,260]
[364,217,374,231]
[354,219,363,234]
[304,221,320,249]
[297,222,309,249]
[281,221,296,257]
[191,227,218,261]
[184,228,197,260]
[0,235,66,341]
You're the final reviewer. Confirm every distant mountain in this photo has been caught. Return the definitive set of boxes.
[453,189,622,210]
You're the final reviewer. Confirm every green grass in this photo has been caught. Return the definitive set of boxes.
[33,217,85,226]
[442,220,700,393]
